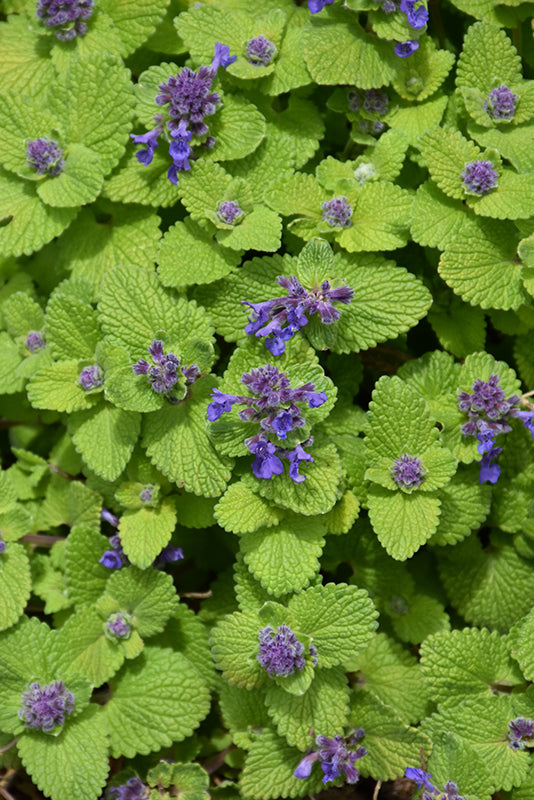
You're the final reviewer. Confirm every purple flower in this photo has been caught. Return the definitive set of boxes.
[26,138,64,176]
[308,0,335,11]
[391,454,425,489]
[101,508,120,528]
[211,42,237,72]
[400,0,429,29]
[247,436,284,479]
[139,487,154,504]
[461,160,498,195]
[25,331,45,353]
[363,89,389,115]
[217,200,244,225]
[257,624,306,676]
[246,35,277,66]
[515,409,534,440]
[207,388,245,421]
[286,442,314,483]
[395,40,420,57]
[19,681,75,732]
[167,120,192,185]
[322,196,353,228]
[132,339,199,398]
[78,364,103,391]
[458,375,519,435]
[485,85,518,121]
[106,613,132,640]
[36,0,93,40]
[478,444,502,484]
[100,534,129,570]
[243,275,353,354]
[508,717,534,749]
[405,768,437,792]
[295,731,367,785]
[0,534,6,555]
[130,125,162,166]
[108,778,149,800]
[156,545,184,564]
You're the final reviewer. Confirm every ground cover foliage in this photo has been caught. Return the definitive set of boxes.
[1,1,534,799]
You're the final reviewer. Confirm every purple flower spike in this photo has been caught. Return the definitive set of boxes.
[392,454,425,489]
[108,777,149,800]
[400,0,429,29]
[486,85,518,121]
[36,0,93,40]
[395,40,420,57]
[257,624,306,676]
[322,196,353,228]
[19,681,75,732]
[106,613,132,640]
[26,138,65,176]
[217,200,244,225]
[307,0,335,12]
[157,64,221,138]
[211,42,237,72]
[25,331,45,353]
[296,731,366,785]
[461,160,498,195]
[78,364,103,391]
[130,126,162,166]
[246,35,276,66]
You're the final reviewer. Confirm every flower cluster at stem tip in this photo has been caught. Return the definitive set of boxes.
[457,374,534,484]
[485,84,518,120]
[392,454,425,489]
[19,681,75,732]
[508,717,534,750]
[132,339,200,402]
[26,138,65,177]
[130,43,236,185]
[207,364,327,482]
[461,160,498,195]
[294,730,367,784]
[36,0,93,41]
[243,274,354,355]
[257,624,317,677]
[405,768,466,800]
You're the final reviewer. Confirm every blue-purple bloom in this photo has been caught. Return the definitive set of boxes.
[207,364,327,482]
[257,624,306,676]
[132,339,200,399]
[217,200,244,225]
[243,275,354,355]
[392,454,425,489]
[100,534,128,570]
[395,40,420,57]
[156,545,184,565]
[101,508,119,528]
[78,364,103,391]
[405,768,437,792]
[485,85,518,121]
[308,0,335,11]
[322,196,353,228]
[108,778,149,800]
[246,35,276,66]
[36,0,93,40]
[130,125,162,166]
[19,681,75,732]
[400,0,429,29]
[106,613,132,640]
[295,731,367,785]
[167,120,192,185]
[26,138,65,176]
[0,534,6,555]
[461,160,498,195]
[25,331,45,353]
[508,717,534,750]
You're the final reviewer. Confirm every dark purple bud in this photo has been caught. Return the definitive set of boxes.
[508,717,534,747]
[363,89,389,116]
[461,160,498,195]
[322,196,353,228]
[217,200,244,225]
[295,731,367,785]
[78,364,103,391]
[25,331,45,353]
[400,0,429,29]
[106,613,132,640]
[19,681,75,732]
[257,624,306,676]
[26,138,65,176]
[139,487,154,504]
[36,0,93,39]
[395,40,420,57]
[392,454,425,489]
[246,35,277,66]
[485,85,518,121]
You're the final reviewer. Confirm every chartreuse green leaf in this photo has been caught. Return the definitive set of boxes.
[32,552,70,615]
[118,497,176,569]
[143,376,234,497]
[3,292,44,338]
[429,466,491,546]
[219,681,271,749]
[289,583,377,669]
[98,567,178,638]
[350,693,431,781]
[427,732,495,800]
[421,695,530,792]
[158,217,241,288]
[103,146,178,208]
[147,762,209,800]
[509,606,534,680]
[241,728,323,799]
[0,543,31,632]
[18,708,109,800]
[439,532,534,633]
[411,181,470,250]
[27,360,100,413]
[393,38,455,103]
[421,628,524,711]
[240,513,326,596]
[64,527,110,608]
[428,295,486,360]
[0,15,55,97]
[36,144,105,208]
[467,121,534,173]
[98,0,170,58]
[348,633,431,724]
[105,647,210,757]
[206,94,267,163]
[0,167,78,258]
[418,126,483,200]
[210,609,269,691]
[151,603,215,690]
[69,402,141,482]
[45,292,101,361]
[266,667,350,751]
[215,481,284,535]
[456,21,522,95]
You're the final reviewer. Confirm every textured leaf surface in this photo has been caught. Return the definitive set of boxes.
[427,732,495,800]
[70,403,140,481]
[0,544,31,632]
[241,728,323,799]
[27,360,99,413]
[118,497,176,568]
[106,647,210,757]
[210,610,268,690]
[215,481,283,535]
[367,486,442,560]
[101,567,178,637]
[45,293,101,361]
[158,218,241,287]
[64,527,110,608]
[456,21,522,93]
